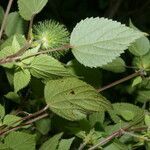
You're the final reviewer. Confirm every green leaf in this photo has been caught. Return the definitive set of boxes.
[29,55,72,79]
[120,110,134,121]
[0,34,26,50]
[4,131,35,150]
[14,69,31,93]
[21,45,40,65]
[5,92,20,103]
[70,17,144,67]
[145,114,150,127]
[44,77,111,121]
[57,138,74,150]
[89,112,105,127]
[18,0,48,20]
[40,133,63,150]
[129,20,150,56]
[67,59,102,88]
[5,12,26,37]
[0,104,5,120]
[136,90,150,103]
[35,118,51,135]
[0,6,4,24]
[0,36,22,68]
[132,76,142,87]
[133,51,150,71]
[3,115,21,127]
[101,57,126,73]
[109,103,144,125]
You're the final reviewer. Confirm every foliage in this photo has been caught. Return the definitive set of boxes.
[0,0,150,150]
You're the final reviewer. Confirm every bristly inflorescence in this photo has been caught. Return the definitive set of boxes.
[32,20,70,59]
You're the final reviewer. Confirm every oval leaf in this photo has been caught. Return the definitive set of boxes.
[44,77,111,121]
[18,0,48,20]
[70,17,144,67]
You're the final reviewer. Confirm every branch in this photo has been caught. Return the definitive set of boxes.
[97,70,142,92]
[88,126,148,150]
[0,0,14,39]
[0,113,49,136]
[27,14,35,41]
[0,44,72,65]
[0,105,49,136]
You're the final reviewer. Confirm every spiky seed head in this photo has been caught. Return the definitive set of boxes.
[33,20,70,59]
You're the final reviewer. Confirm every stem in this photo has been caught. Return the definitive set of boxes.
[27,15,35,41]
[78,141,88,150]
[0,44,72,65]
[88,126,148,150]
[0,105,49,136]
[97,71,141,92]
[0,0,14,39]
[0,113,49,136]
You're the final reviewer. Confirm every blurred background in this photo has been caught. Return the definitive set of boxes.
[1,0,150,32]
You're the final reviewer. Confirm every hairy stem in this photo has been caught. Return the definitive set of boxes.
[0,0,14,39]
[27,14,35,41]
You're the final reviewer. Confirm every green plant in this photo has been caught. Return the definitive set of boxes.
[0,0,150,150]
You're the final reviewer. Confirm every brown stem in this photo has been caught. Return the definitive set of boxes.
[88,126,147,150]
[0,0,14,39]
[97,71,141,92]
[0,113,49,136]
[27,15,35,41]
[0,105,49,135]
[0,44,72,65]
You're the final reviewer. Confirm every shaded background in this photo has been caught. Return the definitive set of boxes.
[1,0,150,32]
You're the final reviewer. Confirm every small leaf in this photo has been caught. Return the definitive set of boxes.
[40,133,63,150]
[3,115,21,127]
[132,76,142,87]
[18,0,48,20]
[136,90,150,103]
[21,45,40,65]
[5,12,26,37]
[57,137,74,150]
[0,34,26,50]
[45,77,111,121]
[14,69,31,92]
[133,51,150,71]
[70,17,144,67]
[29,55,72,79]
[35,118,51,135]
[5,92,20,103]
[101,57,126,73]
[4,131,36,150]
[129,20,150,56]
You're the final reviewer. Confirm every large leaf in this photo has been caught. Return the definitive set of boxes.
[44,77,111,121]
[70,17,144,67]
[18,0,48,20]
[5,12,26,37]
[14,69,31,93]
[4,131,35,150]
[40,133,63,150]
[29,55,72,79]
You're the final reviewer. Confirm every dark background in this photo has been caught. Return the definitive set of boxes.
[1,0,150,32]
